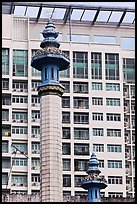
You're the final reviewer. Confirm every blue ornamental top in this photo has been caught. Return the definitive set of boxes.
[40,19,60,49]
[31,19,70,71]
[86,152,101,175]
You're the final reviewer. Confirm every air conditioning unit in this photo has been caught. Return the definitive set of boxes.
[32,134,36,138]
[20,89,23,92]
[20,120,24,123]
[12,119,16,122]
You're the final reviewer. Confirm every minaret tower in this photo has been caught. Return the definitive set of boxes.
[81,153,107,202]
[31,19,70,202]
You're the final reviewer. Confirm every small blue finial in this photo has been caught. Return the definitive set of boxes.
[40,19,60,48]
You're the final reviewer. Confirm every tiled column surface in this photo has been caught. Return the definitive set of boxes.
[40,94,63,202]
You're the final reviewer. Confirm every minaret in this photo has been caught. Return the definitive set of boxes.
[31,19,70,202]
[81,153,107,202]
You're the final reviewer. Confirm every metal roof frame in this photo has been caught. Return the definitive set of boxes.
[2,2,135,27]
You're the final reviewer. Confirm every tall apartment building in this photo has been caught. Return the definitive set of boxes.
[2,2,135,200]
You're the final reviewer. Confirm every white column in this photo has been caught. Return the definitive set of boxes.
[40,94,63,202]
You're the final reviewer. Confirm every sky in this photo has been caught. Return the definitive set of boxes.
[55,2,135,9]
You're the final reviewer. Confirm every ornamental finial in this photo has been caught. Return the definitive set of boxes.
[40,19,60,48]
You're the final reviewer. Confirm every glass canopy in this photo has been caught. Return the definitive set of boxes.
[2,2,135,27]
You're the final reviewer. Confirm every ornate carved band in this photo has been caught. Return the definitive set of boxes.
[38,85,64,97]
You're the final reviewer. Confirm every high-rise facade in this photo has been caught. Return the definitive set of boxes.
[2,2,135,200]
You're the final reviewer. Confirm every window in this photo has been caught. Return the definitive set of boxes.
[121,37,135,50]
[92,112,103,121]
[60,81,70,93]
[63,159,71,171]
[32,142,40,154]
[107,129,121,137]
[74,143,89,155]
[12,126,28,134]
[60,51,70,78]
[75,175,85,187]
[12,112,28,122]
[63,191,71,196]
[108,160,122,168]
[68,34,89,43]
[13,50,28,77]
[74,112,89,124]
[108,176,122,184]
[73,52,88,78]
[106,113,121,121]
[11,175,27,186]
[105,53,119,80]
[106,98,120,106]
[91,53,102,79]
[32,67,41,77]
[2,48,9,75]
[31,50,41,76]
[131,115,135,128]
[130,85,135,97]
[2,79,9,90]
[94,35,116,44]
[107,145,122,152]
[74,128,89,140]
[73,97,89,109]
[31,95,40,104]
[62,143,71,155]
[12,80,28,92]
[2,125,11,137]
[62,127,71,139]
[31,174,40,183]
[74,159,88,171]
[98,160,104,168]
[62,97,70,108]
[92,97,103,105]
[62,112,70,123]
[32,110,40,120]
[2,173,8,185]
[31,80,41,91]
[32,126,40,136]
[131,101,135,114]
[12,158,27,166]
[108,192,123,198]
[2,109,9,121]
[73,82,88,93]
[92,82,102,90]
[31,158,40,169]
[2,141,8,153]
[63,175,71,187]
[123,58,135,82]
[106,83,120,91]
[12,95,28,103]
[2,94,11,105]
[92,128,104,136]
[12,143,27,154]
[2,158,10,168]
[93,144,104,152]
